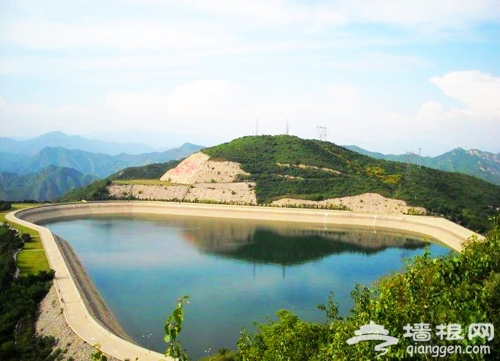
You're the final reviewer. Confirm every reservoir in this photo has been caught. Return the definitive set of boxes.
[43,213,451,359]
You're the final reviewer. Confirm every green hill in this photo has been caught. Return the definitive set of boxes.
[202,135,500,232]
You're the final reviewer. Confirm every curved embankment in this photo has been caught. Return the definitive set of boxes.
[7,201,483,361]
[55,234,134,343]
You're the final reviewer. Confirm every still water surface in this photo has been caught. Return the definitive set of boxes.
[43,214,451,359]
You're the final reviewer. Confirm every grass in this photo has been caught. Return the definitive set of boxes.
[112,179,174,186]
[0,203,50,275]
[1,204,40,237]
[17,249,50,274]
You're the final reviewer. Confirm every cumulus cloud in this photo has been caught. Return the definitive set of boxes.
[373,71,500,154]
[430,70,500,118]
[105,80,245,134]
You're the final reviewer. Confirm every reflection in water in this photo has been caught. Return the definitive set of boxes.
[43,214,449,359]
[185,226,426,266]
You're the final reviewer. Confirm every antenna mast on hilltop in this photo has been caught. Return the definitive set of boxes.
[255,119,259,136]
[286,119,289,135]
[317,126,327,141]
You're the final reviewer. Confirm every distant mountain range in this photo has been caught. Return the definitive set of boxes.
[0,143,203,178]
[345,146,500,185]
[0,131,157,155]
[0,132,204,201]
[0,165,98,201]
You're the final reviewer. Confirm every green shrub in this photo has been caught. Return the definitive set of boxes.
[237,216,500,360]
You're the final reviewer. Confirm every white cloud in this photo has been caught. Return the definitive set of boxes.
[129,0,348,29]
[0,62,15,75]
[417,101,445,121]
[367,71,500,154]
[5,17,229,51]
[106,93,168,118]
[329,52,431,72]
[152,0,500,31]
[0,101,109,138]
[168,80,244,119]
[151,0,500,36]
[2,71,499,154]
[327,85,360,113]
[3,0,499,55]
[33,81,363,141]
[430,70,500,118]
[105,80,245,134]
[346,0,500,30]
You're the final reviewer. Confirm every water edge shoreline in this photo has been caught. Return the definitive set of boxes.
[54,234,135,344]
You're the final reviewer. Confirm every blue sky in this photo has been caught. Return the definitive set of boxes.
[1,0,499,155]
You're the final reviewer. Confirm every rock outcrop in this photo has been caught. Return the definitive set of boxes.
[160,152,250,184]
[272,193,426,215]
[109,152,257,205]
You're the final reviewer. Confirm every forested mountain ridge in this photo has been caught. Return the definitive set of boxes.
[0,143,203,178]
[346,145,500,185]
[0,165,97,201]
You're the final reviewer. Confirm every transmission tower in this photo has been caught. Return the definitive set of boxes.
[418,148,422,169]
[255,119,259,136]
[317,126,327,141]
[286,119,289,135]
[406,151,413,180]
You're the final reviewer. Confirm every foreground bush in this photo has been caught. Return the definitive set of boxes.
[236,216,500,360]
[0,225,56,360]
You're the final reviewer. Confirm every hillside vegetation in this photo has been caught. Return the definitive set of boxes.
[59,159,181,202]
[0,225,57,360]
[203,135,500,232]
